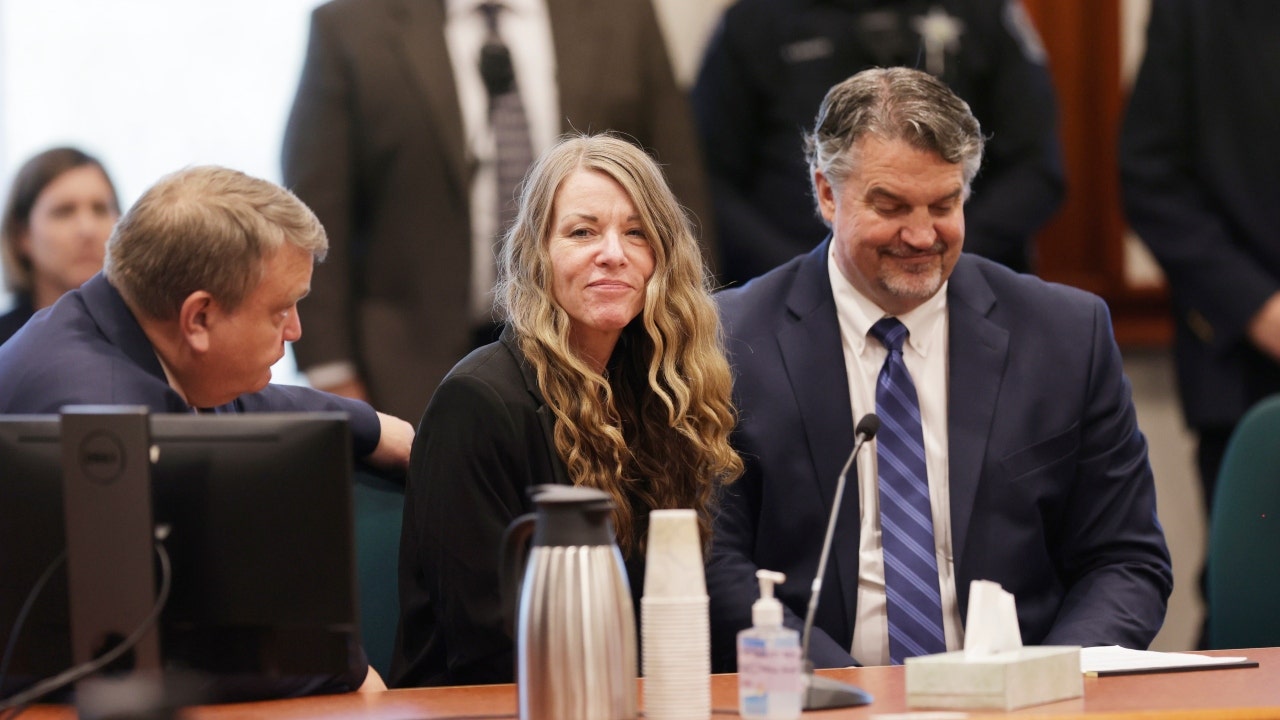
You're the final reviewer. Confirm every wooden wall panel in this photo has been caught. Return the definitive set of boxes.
[1021,0,1171,346]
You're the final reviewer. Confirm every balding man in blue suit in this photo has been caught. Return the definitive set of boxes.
[708,67,1171,671]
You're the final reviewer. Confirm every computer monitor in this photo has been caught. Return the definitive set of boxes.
[0,412,360,703]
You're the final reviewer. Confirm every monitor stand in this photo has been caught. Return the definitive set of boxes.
[60,406,162,678]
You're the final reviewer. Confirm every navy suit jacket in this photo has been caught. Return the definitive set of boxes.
[709,241,1172,670]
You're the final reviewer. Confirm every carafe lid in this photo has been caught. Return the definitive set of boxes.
[531,484,613,508]
[529,484,617,547]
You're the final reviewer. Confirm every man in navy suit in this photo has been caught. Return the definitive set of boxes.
[0,165,415,700]
[708,67,1171,670]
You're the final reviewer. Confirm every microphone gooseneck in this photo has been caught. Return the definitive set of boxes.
[798,412,878,710]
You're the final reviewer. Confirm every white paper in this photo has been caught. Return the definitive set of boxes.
[963,580,1022,658]
[1080,646,1249,674]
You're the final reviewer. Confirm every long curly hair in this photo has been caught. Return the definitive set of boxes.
[496,133,742,556]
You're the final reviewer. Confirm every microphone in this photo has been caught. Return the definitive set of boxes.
[799,413,879,710]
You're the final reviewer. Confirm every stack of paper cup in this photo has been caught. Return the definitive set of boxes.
[642,509,710,720]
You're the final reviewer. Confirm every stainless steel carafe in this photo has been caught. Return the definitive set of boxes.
[502,485,637,720]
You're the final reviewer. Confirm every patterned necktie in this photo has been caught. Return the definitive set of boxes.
[869,317,946,664]
[478,1,534,236]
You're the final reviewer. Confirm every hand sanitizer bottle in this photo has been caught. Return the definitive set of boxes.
[737,569,803,719]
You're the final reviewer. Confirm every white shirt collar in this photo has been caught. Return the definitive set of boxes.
[827,241,949,357]
[152,348,198,410]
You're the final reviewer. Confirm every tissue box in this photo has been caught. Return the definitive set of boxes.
[905,646,1082,711]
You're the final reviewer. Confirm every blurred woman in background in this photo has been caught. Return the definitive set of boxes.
[1,147,120,343]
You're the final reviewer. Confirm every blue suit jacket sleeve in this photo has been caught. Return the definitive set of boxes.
[935,263,1173,651]
[232,384,381,458]
[1027,295,1174,647]
[710,458,858,670]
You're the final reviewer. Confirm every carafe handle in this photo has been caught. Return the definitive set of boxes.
[500,512,537,638]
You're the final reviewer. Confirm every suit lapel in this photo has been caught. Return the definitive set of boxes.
[944,257,1007,615]
[394,0,469,194]
[777,240,859,639]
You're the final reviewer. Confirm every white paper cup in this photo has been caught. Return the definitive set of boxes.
[641,594,710,719]
[644,509,706,597]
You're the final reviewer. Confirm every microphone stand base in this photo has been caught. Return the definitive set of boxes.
[803,672,873,710]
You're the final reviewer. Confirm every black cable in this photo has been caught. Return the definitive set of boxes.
[0,551,67,699]
[0,540,172,712]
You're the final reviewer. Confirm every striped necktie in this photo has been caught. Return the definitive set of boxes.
[869,317,946,664]
[478,1,534,236]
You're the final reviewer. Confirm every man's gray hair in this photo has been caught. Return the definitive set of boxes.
[804,67,985,197]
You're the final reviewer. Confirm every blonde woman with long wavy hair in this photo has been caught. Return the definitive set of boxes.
[394,133,742,688]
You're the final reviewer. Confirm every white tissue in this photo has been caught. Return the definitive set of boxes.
[962,580,1022,659]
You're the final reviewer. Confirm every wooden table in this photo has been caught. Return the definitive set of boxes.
[18,648,1280,719]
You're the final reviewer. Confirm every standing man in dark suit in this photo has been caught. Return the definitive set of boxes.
[282,0,714,422]
[693,0,1064,285]
[1120,0,1280,648]
[708,67,1170,670]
